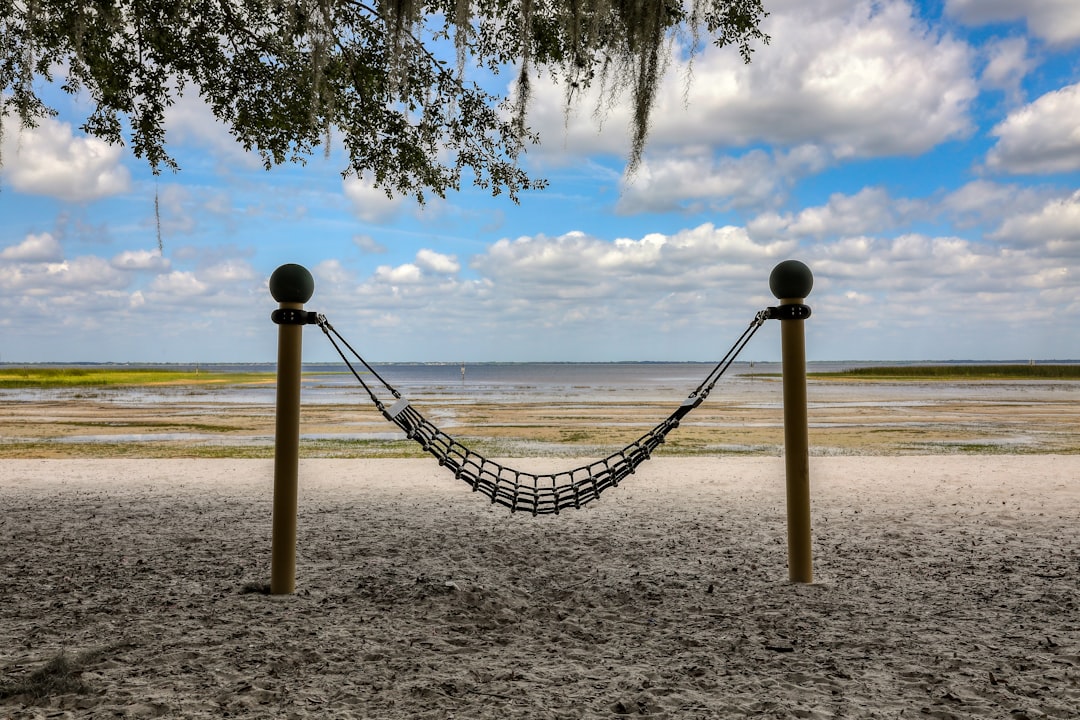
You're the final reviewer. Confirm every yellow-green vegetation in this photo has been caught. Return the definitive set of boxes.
[0,367,275,388]
[0,439,429,460]
[810,365,1080,380]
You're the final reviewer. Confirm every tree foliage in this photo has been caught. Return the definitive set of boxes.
[1,0,768,203]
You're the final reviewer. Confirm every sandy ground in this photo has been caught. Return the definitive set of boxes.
[1,456,1078,719]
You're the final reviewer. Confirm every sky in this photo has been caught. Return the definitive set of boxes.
[2,0,1079,364]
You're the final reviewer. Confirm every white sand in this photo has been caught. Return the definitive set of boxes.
[1,456,1078,719]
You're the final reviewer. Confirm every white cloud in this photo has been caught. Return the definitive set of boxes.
[0,255,128,294]
[991,190,1080,250]
[941,180,1050,227]
[473,224,795,303]
[343,177,403,223]
[46,257,129,290]
[760,1,974,157]
[0,116,130,201]
[415,249,460,274]
[980,37,1034,98]
[750,187,922,240]
[946,0,1080,46]
[986,82,1080,174]
[366,250,460,289]
[303,225,801,360]
[149,271,209,297]
[616,145,830,214]
[1,232,64,263]
[527,0,976,164]
[111,249,171,272]
[164,91,263,169]
[0,246,274,360]
[202,259,257,283]
[374,263,423,284]
[353,234,387,254]
[312,258,354,287]
[808,232,1055,301]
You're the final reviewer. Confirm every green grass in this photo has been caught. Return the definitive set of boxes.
[0,367,276,388]
[810,364,1080,380]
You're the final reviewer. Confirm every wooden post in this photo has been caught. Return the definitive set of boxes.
[769,260,814,583]
[268,263,315,595]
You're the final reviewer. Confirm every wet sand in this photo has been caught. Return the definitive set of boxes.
[1,456,1079,719]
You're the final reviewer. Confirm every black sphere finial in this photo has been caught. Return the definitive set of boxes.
[769,260,814,300]
[269,264,315,304]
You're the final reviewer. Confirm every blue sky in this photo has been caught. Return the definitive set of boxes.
[2,0,1079,363]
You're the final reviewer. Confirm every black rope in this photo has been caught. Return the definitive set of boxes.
[316,315,403,408]
[691,309,770,401]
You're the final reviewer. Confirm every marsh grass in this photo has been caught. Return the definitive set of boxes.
[0,367,275,388]
[64,420,246,433]
[0,438,433,459]
[810,364,1080,380]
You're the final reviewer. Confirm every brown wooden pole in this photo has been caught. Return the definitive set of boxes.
[268,264,314,595]
[770,261,814,583]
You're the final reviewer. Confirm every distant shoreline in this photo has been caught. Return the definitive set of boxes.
[807,364,1080,380]
[2,359,1078,369]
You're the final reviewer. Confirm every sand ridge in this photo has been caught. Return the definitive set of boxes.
[1,457,1078,718]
